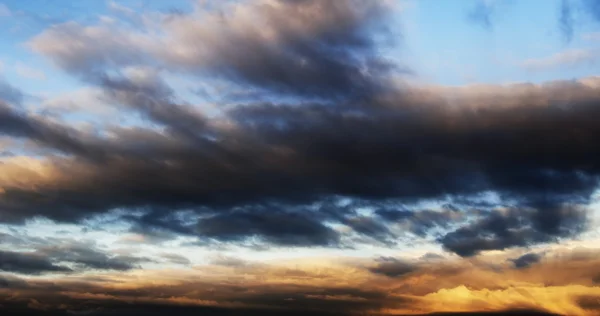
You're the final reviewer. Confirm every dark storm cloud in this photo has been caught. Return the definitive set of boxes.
[0,234,147,272]
[0,101,108,161]
[1,0,599,252]
[439,204,587,257]
[219,0,395,99]
[196,207,340,246]
[1,79,600,251]
[162,0,398,100]
[375,208,459,237]
[368,256,416,277]
[509,252,542,269]
[36,244,149,271]
[0,250,71,274]
[339,215,395,244]
[0,231,25,245]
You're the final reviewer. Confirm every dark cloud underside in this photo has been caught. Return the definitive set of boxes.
[0,250,71,274]
[368,256,416,277]
[0,0,598,256]
[510,252,542,269]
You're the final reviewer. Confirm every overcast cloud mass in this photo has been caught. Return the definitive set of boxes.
[0,0,600,315]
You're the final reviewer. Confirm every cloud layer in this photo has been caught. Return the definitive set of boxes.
[1,247,599,315]
[0,0,599,258]
[1,1,600,315]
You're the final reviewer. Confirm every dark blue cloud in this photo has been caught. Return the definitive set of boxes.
[0,79,24,105]
[559,0,575,43]
[467,0,495,30]
[0,250,72,274]
[510,252,542,268]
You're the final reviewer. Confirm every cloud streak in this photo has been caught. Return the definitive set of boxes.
[30,0,399,101]
[559,0,575,43]
[0,248,599,314]
[520,49,598,71]
[0,250,72,274]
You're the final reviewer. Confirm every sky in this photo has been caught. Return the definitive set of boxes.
[1,0,600,315]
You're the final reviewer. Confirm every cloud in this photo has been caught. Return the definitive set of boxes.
[35,242,149,271]
[0,80,24,105]
[4,2,600,314]
[0,233,148,273]
[30,0,400,100]
[440,204,587,257]
[196,207,340,246]
[510,252,542,269]
[368,257,416,277]
[559,0,575,43]
[0,250,71,274]
[576,296,600,313]
[14,63,46,80]
[583,0,600,22]
[520,49,599,71]
[0,0,600,315]
[0,0,596,254]
[421,285,594,315]
[107,1,135,17]
[582,32,600,41]
[38,87,114,118]
[0,102,112,165]
[210,255,253,268]
[0,248,599,315]
[0,3,11,17]
[557,0,600,42]
[467,0,496,30]
[28,21,151,81]
[376,208,461,237]
[159,0,399,99]
[1,76,600,252]
[160,253,190,265]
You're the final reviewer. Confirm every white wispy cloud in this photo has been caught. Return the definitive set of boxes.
[0,3,11,17]
[519,49,599,71]
[15,62,46,80]
[582,32,600,41]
